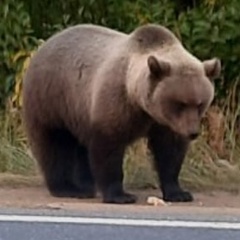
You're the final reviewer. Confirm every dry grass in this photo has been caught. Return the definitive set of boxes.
[0,106,36,175]
[0,173,43,188]
[124,139,158,189]
[124,132,240,193]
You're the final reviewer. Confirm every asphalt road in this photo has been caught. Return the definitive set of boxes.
[0,205,240,240]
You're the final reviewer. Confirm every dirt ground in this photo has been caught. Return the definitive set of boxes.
[0,174,239,210]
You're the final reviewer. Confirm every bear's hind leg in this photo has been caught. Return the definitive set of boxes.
[148,124,193,202]
[30,128,90,198]
[72,144,96,198]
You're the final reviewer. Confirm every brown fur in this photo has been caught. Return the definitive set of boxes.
[22,24,221,203]
[128,24,177,52]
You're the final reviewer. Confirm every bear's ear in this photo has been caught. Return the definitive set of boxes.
[147,55,171,80]
[203,58,221,80]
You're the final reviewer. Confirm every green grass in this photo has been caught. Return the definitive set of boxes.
[0,109,36,175]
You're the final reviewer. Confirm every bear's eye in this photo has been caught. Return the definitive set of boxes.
[174,101,187,113]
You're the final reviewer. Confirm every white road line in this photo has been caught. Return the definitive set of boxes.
[0,215,240,230]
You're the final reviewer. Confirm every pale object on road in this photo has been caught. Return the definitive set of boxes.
[146,196,169,206]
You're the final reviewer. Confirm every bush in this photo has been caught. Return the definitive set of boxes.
[175,0,240,99]
[0,0,37,108]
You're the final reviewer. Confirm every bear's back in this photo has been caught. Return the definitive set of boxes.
[26,24,127,81]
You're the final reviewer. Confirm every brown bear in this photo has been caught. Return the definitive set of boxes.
[22,24,221,204]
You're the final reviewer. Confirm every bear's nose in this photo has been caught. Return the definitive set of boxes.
[189,132,199,140]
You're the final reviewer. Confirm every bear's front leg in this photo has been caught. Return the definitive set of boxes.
[89,133,137,204]
[148,124,193,202]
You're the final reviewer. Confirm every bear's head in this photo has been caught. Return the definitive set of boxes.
[141,54,221,140]
[127,25,221,140]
